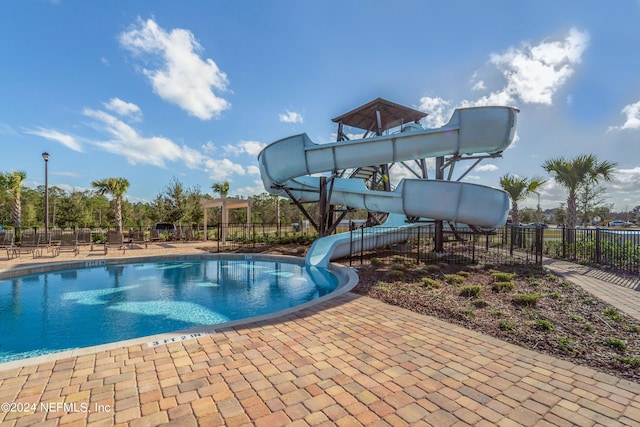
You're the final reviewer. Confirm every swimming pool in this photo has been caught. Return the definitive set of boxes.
[0,255,355,363]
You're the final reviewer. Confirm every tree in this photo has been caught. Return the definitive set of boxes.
[0,170,27,235]
[212,181,230,198]
[576,183,611,226]
[91,177,130,233]
[542,154,617,228]
[499,174,546,226]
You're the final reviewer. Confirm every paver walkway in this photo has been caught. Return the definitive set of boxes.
[1,247,639,426]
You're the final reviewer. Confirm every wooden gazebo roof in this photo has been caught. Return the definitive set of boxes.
[331,97,427,133]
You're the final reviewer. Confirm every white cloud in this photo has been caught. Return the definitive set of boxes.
[246,165,260,175]
[471,80,486,91]
[279,110,303,124]
[472,27,589,107]
[203,158,245,180]
[104,98,142,122]
[224,140,266,156]
[24,128,83,152]
[83,105,247,180]
[201,141,216,154]
[475,164,499,172]
[416,96,451,128]
[120,18,230,120]
[608,101,640,131]
[52,171,79,178]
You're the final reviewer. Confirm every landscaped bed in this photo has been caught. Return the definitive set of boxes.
[351,256,640,383]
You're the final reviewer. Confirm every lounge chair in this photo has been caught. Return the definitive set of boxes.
[183,228,194,242]
[105,231,126,255]
[128,229,148,249]
[1,231,17,259]
[56,231,80,256]
[76,230,93,250]
[18,231,44,258]
[149,229,161,244]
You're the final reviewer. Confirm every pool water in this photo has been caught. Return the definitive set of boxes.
[0,258,338,362]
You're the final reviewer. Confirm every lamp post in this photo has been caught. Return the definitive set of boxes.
[42,152,50,241]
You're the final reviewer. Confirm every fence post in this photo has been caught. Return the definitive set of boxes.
[416,226,421,264]
[535,226,543,265]
[595,227,601,265]
[360,226,364,266]
[349,227,353,267]
[472,232,476,263]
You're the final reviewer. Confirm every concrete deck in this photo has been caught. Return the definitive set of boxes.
[1,243,639,426]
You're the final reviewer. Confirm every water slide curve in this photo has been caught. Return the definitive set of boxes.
[258,106,519,267]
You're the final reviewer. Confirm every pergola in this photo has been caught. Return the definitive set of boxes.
[202,198,251,244]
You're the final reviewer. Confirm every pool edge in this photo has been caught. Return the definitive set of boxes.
[0,254,359,370]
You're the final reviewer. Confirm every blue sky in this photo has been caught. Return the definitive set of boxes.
[1,1,640,212]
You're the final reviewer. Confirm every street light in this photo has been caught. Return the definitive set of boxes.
[42,152,50,242]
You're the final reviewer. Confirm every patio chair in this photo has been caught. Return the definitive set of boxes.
[76,230,94,250]
[128,229,148,249]
[149,229,161,244]
[105,231,126,255]
[18,231,44,258]
[183,228,194,242]
[56,231,80,256]
[1,231,17,259]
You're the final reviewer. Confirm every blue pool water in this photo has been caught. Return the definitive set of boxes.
[0,257,339,362]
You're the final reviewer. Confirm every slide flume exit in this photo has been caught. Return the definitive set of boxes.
[258,106,519,267]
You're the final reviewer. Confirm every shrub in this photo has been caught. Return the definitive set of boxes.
[375,281,390,291]
[603,308,624,322]
[458,271,471,278]
[392,255,406,264]
[422,264,441,273]
[460,285,482,297]
[493,281,515,292]
[370,257,384,267]
[492,272,516,282]
[615,356,640,367]
[390,263,406,272]
[444,274,466,285]
[387,269,404,280]
[604,337,627,351]
[499,320,516,332]
[420,278,440,289]
[513,293,540,307]
[558,337,576,354]
[535,319,553,331]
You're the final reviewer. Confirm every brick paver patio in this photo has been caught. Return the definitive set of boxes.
[1,244,639,426]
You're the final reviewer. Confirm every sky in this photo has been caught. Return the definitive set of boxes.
[1,1,640,213]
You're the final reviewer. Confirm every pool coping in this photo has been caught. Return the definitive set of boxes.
[0,253,359,370]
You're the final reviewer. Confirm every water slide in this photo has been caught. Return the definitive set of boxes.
[258,106,519,267]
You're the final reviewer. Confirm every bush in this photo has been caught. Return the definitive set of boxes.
[604,337,627,351]
[499,320,516,332]
[535,319,553,331]
[493,281,515,292]
[492,272,516,282]
[513,293,540,306]
[420,277,440,289]
[444,274,466,285]
[460,285,482,297]
[371,258,384,267]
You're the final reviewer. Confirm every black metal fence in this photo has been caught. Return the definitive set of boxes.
[543,227,640,274]
[345,224,543,267]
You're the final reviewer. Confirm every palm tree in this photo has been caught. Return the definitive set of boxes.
[212,181,230,198]
[499,174,546,226]
[1,171,27,237]
[92,177,130,233]
[542,154,617,228]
